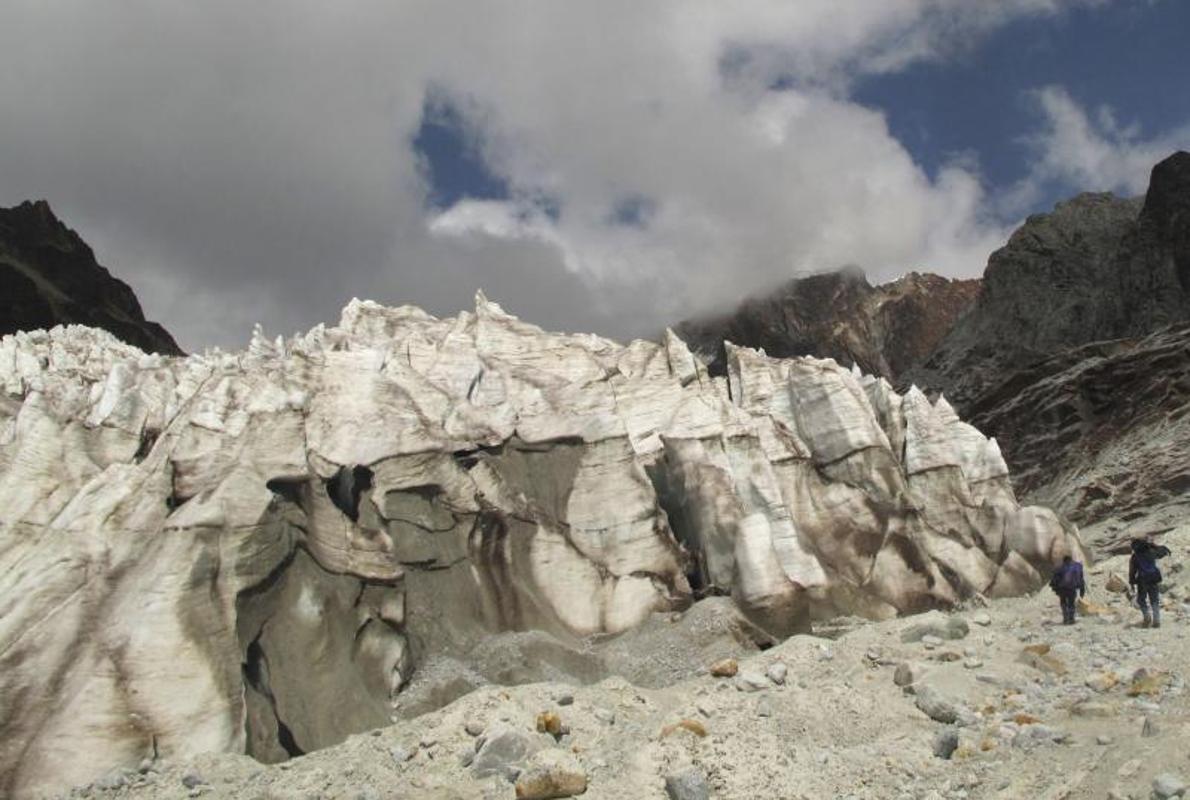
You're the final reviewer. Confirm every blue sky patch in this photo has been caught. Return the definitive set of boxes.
[852,0,1190,214]
[412,93,510,210]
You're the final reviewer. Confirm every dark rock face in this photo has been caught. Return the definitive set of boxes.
[908,151,1190,532]
[675,268,980,381]
[908,152,1190,410]
[966,323,1190,532]
[0,200,181,354]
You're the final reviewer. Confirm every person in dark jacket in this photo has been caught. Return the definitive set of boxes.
[1129,538,1172,628]
[1050,554,1086,625]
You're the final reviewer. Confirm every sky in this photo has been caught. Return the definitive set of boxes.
[1,1,1188,351]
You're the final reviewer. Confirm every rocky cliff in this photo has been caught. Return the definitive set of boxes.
[0,200,181,355]
[903,152,1190,534]
[966,323,1190,539]
[675,268,980,383]
[0,296,1080,797]
[909,151,1190,410]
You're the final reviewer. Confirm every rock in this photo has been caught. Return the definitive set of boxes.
[735,671,769,692]
[465,719,486,737]
[0,201,182,354]
[971,612,992,627]
[514,751,588,799]
[1105,573,1129,593]
[556,693,575,707]
[1096,735,1114,745]
[593,708,615,725]
[915,685,961,724]
[1071,701,1115,718]
[709,658,739,678]
[1086,672,1120,693]
[1017,645,1067,675]
[1142,716,1160,737]
[933,727,960,760]
[1153,773,1187,799]
[766,662,788,685]
[471,727,540,781]
[675,268,980,385]
[180,772,206,790]
[536,711,566,739]
[664,766,711,800]
[390,745,415,763]
[1077,597,1111,616]
[660,719,708,739]
[95,771,127,791]
[1128,671,1170,697]
[921,635,944,649]
[1013,725,1069,747]
[963,658,983,670]
[901,613,970,643]
[894,662,925,687]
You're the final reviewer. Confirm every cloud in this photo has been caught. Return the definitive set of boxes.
[1002,84,1190,211]
[0,0,1131,349]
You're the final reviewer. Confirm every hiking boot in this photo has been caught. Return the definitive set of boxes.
[1153,619,1161,629]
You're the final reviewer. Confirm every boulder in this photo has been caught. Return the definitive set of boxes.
[472,726,541,781]
[900,613,970,643]
[515,751,588,799]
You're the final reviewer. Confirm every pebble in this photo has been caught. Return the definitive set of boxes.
[1153,773,1188,799]
[709,658,738,677]
[933,727,960,759]
[766,662,788,685]
[390,745,415,763]
[1096,734,1114,745]
[1143,715,1160,737]
[894,662,924,687]
[515,751,587,800]
[972,612,992,627]
[594,708,616,725]
[181,772,206,790]
[464,718,485,737]
[556,692,575,706]
[915,685,960,724]
[665,766,711,800]
[736,671,769,693]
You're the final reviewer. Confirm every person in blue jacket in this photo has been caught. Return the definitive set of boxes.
[1050,554,1086,625]
[1130,538,1172,628]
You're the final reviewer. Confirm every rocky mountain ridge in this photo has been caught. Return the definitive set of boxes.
[0,200,180,355]
[679,152,1190,534]
[676,268,980,383]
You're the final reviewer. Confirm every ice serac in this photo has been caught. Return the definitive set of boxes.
[0,296,1083,797]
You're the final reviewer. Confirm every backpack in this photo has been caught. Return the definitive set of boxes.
[1050,563,1080,592]
[1135,554,1162,585]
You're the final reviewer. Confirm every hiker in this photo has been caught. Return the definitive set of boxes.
[1050,554,1086,625]
[1129,537,1172,628]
